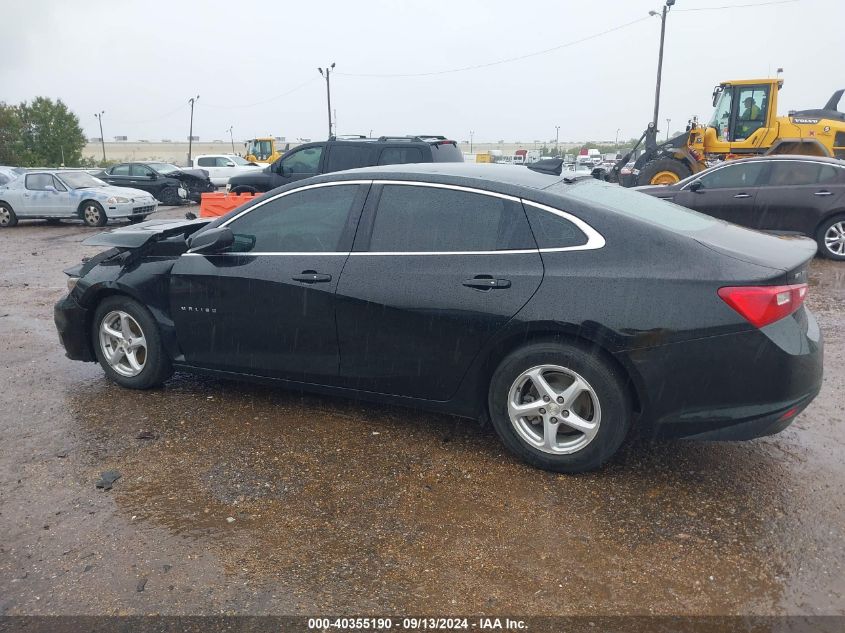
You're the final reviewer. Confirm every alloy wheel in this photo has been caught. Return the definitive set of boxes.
[83,205,102,226]
[824,221,845,256]
[0,208,10,226]
[98,310,147,377]
[508,364,601,455]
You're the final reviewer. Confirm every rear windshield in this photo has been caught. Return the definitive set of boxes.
[551,179,717,232]
[430,142,464,163]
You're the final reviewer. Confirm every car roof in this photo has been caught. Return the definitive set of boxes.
[322,162,571,191]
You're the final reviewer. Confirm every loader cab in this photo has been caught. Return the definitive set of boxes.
[709,81,777,143]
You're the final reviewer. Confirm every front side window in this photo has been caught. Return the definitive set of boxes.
[768,162,841,186]
[130,164,154,177]
[51,176,67,192]
[215,157,236,167]
[378,147,423,166]
[698,162,766,189]
[369,185,522,252]
[281,146,323,175]
[225,184,359,253]
[25,173,54,191]
[110,164,130,176]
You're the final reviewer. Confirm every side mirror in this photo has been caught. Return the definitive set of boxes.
[225,161,235,167]
[148,172,158,180]
[278,163,290,177]
[689,180,703,193]
[186,227,234,254]
[44,185,57,193]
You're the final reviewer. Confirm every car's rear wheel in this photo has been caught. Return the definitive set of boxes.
[0,203,17,228]
[817,215,845,261]
[80,201,107,227]
[488,341,631,473]
[92,296,173,389]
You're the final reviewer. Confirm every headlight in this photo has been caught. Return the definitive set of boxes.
[106,196,130,204]
[67,276,80,292]
[177,188,188,198]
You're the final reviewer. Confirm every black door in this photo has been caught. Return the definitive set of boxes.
[753,160,845,234]
[169,182,367,382]
[335,183,543,400]
[101,163,134,188]
[127,163,160,196]
[681,160,768,226]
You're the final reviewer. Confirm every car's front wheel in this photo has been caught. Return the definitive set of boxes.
[80,201,107,227]
[817,215,845,261]
[0,203,17,228]
[488,340,631,473]
[159,186,182,206]
[92,296,173,389]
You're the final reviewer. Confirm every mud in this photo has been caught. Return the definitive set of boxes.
[0,210,843,616]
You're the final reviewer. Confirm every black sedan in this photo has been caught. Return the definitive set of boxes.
[97,162,216,205]
[637,155,845,260]
[54,163,823,473]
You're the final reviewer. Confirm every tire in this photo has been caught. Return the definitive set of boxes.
[488,340,632,473]
[230,185,259,195]
[817,215,845,261]
[80,201,107,227]
[0,203,18,228]
[92,295,173,389]
[636,158,693,186]
[158,186,182,206]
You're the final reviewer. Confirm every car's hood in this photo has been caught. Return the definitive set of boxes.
[86,185,156,199]
[170,168,210,183]
[83,217,211,248]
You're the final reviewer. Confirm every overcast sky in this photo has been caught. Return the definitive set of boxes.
[1,0,841,144]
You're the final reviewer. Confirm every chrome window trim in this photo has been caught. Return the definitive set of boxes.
[191,178,606,257]
[680,158,845,191]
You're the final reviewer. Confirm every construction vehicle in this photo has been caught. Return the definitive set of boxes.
[243,137,290,165]
[610,78,845,187]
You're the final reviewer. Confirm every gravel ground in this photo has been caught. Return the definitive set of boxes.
[0,207,843,616]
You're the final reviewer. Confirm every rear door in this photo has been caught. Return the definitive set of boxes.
[753,160,845,234]
[683,160,768,227]
[334,182,543,400]
[101,163,133,188]
[169,182,368,382]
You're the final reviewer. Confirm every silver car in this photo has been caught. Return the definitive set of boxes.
[0,170,158,228]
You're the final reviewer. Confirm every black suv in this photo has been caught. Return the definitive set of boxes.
[227,135,463,194]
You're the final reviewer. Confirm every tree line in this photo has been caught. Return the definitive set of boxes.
[0,97,87,167]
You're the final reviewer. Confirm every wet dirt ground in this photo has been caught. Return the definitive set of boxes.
[0,208,843,616]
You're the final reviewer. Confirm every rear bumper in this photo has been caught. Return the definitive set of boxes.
[626,307,823,441]
[54,293,94,362]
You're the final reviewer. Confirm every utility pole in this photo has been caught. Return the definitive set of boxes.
[555,125,560,154]
[94,111,106,163]
[666,118,671,140]
[187,95,200,165]
[469,130,474,153]
[227,126,235,154]
[615,128,621,153]
[649,0,675,130]
[318,63,336,138]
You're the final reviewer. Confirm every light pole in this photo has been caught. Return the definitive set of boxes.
[469,130,474,154]
[318,63,336,139]
[94,111,106,163]
[555,125,560,154]
[649,0,675,130]
[615,128,621,153]
[227,126,235,154]
[666,118,671,140]
[187,95,200,165]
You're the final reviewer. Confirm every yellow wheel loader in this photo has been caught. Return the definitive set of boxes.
[243,137,290,165]
[610,78,845,187]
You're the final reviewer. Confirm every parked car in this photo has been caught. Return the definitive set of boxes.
[227,135,464,194]
[191,154,263,186]
[0,170,158,227]
[637,155,845,260]
[54,163,822,473]
[97,162,216,205]
[0,166,22,186]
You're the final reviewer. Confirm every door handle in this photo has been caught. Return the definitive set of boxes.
[292,270,332,283]
[733,193,751,199]
[462,276,511,290]
[814,191,833,196]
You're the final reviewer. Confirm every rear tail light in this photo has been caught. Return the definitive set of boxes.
[718,283,808,328]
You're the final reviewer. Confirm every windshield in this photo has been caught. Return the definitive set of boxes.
[709,87,732,139]
[147,163,181,175]
[58,172,107,189]
[551,179,717,233]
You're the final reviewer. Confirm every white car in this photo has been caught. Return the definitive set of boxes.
[191,154,263,187]
[0,170,158,227]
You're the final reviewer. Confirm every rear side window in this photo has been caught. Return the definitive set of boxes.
[326,146,371,172]
[430,142,464,163]
[197,157,215,167]
[768,162,841,186]
[557,180,716,232]
[523,204,587,248]
[25,173,54,191]
[0,173,10,185]
[378,147,424,165]
[369,185,530,252]
[110,164,130,176]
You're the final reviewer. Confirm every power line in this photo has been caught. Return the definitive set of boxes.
[202,78,318,109]
[675,0,797,11]
[336,15,652,78]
